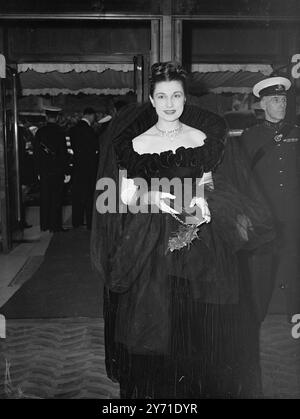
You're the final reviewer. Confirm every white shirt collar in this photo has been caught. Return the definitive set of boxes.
[81,117,91,126]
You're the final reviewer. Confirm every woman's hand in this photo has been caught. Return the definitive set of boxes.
[189,196,211,223]
[143,191,179,215]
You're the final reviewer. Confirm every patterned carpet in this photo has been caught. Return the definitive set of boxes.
[260,315,300,399]
[0,318,119,399]
[0,315,299,399]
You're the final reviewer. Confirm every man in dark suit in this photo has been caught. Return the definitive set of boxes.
[70,108,99,229]
[240,76,300,320]
[34,106,69,232]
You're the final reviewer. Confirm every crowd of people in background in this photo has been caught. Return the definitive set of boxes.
[18,101,125,232]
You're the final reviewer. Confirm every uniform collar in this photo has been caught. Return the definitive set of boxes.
[263,119,285,130]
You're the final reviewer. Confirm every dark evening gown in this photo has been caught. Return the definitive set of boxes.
[91,103,275,399]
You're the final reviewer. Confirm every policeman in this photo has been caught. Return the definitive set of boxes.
[34,106,69,232]
[240,76,300,319]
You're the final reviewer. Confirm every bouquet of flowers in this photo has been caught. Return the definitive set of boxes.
[166,208,206,253]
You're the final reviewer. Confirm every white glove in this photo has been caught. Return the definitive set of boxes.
[198,171,214,190]
[120,175,179,215]
[64,175,71,184]
[189,196,211,223]
[145,191,179,215]
[121,176,138,205]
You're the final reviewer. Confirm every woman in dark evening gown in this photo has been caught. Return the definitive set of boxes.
[91,62,274,399]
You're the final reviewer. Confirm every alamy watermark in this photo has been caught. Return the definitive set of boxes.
[0,314,6,339]
[95,169,206,224]
[291,314,300,339]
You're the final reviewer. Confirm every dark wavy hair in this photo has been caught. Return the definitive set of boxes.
[149,61,187,97]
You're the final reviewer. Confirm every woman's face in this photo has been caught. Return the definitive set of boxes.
[150,80,186,122]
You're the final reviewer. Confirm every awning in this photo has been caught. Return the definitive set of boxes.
[190,63,273,75]
[17,63,273,96]
[19,69,134,96]
[17,63,134,73]
[188,70,267,95]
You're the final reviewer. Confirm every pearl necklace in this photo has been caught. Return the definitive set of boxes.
[155,123,183,140]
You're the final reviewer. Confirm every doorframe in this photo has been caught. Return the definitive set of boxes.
[0,56,13,252]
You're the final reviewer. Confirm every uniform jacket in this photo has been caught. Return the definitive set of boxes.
[239,120,300,317]
[34,122,68,177]
[69,120,99,175]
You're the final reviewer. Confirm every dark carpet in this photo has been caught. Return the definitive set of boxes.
[1,229,103,319]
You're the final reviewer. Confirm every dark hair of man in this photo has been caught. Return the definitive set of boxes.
[83,107,96,116]
[149,61,187,98]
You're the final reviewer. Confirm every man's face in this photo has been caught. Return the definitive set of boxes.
[46,115,58,123]
[260,95,287,123]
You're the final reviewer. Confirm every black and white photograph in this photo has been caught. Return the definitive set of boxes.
[0,0,299,404]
